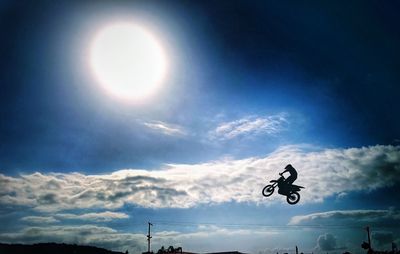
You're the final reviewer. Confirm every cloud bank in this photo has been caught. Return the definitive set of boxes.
[289,208,400,226]
[0,145,399,211]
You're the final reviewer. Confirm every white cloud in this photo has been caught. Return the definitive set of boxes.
[56,211,129,222]
[212,113,288,140]
[0,145,399,211]
[143,121,186,136]
[316,233,339,251]
[20,216,59,224]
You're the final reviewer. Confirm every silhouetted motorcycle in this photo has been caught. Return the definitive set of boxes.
[262,174,304,205]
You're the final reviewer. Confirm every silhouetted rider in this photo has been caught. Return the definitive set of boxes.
[280,164,297,186]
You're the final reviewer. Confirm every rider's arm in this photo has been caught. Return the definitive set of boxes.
[280,169,288,174]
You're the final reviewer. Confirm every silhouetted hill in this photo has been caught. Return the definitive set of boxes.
[205,252,247,254]
[159,252,246,254]
[0,242,125,254]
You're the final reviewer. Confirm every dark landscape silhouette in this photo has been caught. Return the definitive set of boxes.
[2,225,398,254]
[0,242,126,254]
[1,241,399,254]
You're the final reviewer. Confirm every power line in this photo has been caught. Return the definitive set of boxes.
[147,220,400,229]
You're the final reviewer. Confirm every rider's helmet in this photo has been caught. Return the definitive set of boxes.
[285,164,293,169]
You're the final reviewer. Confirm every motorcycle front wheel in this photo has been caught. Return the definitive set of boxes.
[262,185,275,197]
[286,192,300,204]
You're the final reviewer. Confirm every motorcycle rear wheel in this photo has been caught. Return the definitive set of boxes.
[262,185,275,197]
[286,192,300,204]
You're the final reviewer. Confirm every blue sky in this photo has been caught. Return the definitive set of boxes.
[1,1,400,254]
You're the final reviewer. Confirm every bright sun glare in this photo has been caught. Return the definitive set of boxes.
[90,22,167,101]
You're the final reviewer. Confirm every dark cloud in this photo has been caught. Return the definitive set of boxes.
[38,193,57,205]
[106,191,131,202]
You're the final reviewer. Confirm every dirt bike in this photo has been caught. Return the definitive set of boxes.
[262,173,304,205]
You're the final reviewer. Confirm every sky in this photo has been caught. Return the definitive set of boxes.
[1,1,400,253]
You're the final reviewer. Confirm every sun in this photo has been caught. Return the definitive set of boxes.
[89,22,167,101]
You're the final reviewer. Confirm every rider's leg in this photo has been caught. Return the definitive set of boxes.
[286,176,295,185]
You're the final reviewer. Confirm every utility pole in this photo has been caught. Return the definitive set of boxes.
[366,226,371,250]
[362,226,373,254]
[147,222,153,253]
